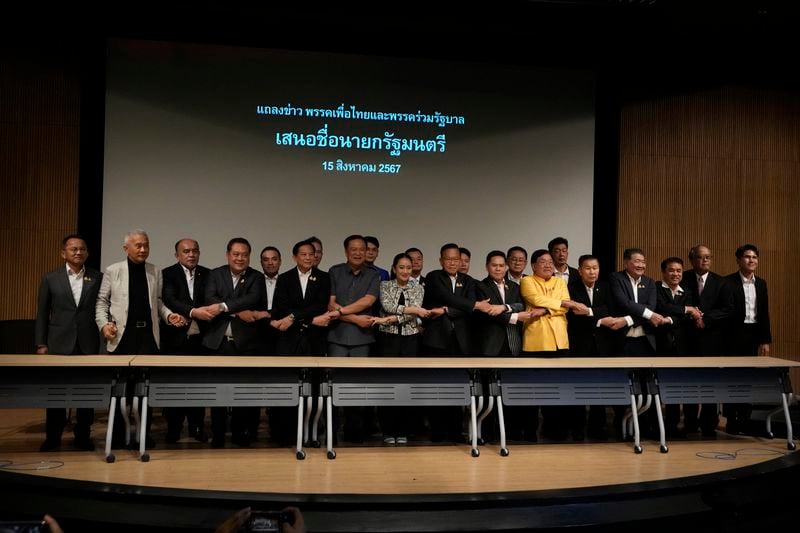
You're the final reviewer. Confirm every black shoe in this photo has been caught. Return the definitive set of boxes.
[701,430,718,439]
[165,432,181,444]
[73,437,95,451]
[39,439,61,452]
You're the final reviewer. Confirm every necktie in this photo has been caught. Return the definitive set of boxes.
[697,275,704,296]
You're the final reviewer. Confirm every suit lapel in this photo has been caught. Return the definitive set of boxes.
[485,279,502,304]
[57,268,78,309]
[77,270,96,308]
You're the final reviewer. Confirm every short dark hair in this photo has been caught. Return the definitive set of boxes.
[292,239,315,256]
[459,247,471,258]
[343,234,366,249]
[260,246,281,259]
[623,248,645,260]
[364,236,380,248]
[660,257,684,271]
[735,244,759,259]
[62,234,86,248]
[174,238,198,252]
[578,254,598,267]
[307,236,322,247]
[440,243,460,256]
[548,237,568,253]
[531,249,550,264]
[405,247,423,257]
[485,250,506,265]
[506,246,527,259]
[226,237,251,253]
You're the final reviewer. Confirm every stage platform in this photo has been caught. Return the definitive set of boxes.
[0,408,798,532]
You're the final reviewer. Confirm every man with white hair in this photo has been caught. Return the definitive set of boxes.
[96,229,182,446]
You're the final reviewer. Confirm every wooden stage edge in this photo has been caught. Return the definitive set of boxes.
[0,410,799,532]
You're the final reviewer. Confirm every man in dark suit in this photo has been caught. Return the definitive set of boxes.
[608,248,667,438]
[655,257,701,437]
[548,237,580,289]
[193,237,266,447]
[505,246,528,285]
[422,243,499,356]
[257,245,282,354]
[567,255,625,440]
[477,251,536,441]
[405,247,426,287]
[681,244,733,437]
[609,248,667,356]
[35,234,102,452]
[476,251,532,357]
[161,238,209,443]
[268,239,331,445]
[422,243,500,441]
[723,244,772,435]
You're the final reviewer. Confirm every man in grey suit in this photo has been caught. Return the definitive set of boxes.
[95,229,181,447]
[35,234,102,451]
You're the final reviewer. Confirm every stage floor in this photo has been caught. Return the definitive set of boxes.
[0,408,795,496]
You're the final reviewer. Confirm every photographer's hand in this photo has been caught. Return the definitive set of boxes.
[43,515,64,533]
[282,507,306,533]
[215,507,251,533]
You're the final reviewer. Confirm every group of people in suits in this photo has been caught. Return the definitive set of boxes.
[34,230,772,452]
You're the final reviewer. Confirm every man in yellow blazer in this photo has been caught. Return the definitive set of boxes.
[520,249,590,440]
[520,249,589,353]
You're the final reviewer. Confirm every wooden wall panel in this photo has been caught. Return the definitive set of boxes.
[0,48,80,321]
[618,85,800,387]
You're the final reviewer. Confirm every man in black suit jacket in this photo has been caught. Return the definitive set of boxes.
[35,234,102,451]
[723,244,772,435]
[608,248,667,439]
[193,238,266,447]
[405,247,426,287]
[161,238,209,443]
[567,255,622,356]
[477,251,534,357]
[548,237,580,289]
[267,240,331,445]
[257,245,282,355]
[421,243,501,441]
[655,257,702,437]
[567,255,625,440]
[422,244,500,356]
[477,251,536,442]
[505,246,528,285]
[680,245,733,436]
[608,248,667,355]
[271,240,331,356]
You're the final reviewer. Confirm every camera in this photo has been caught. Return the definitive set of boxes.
[0,521,48,533]
[242,511,292,532]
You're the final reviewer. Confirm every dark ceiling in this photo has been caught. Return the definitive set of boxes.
[6,0,799,73]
